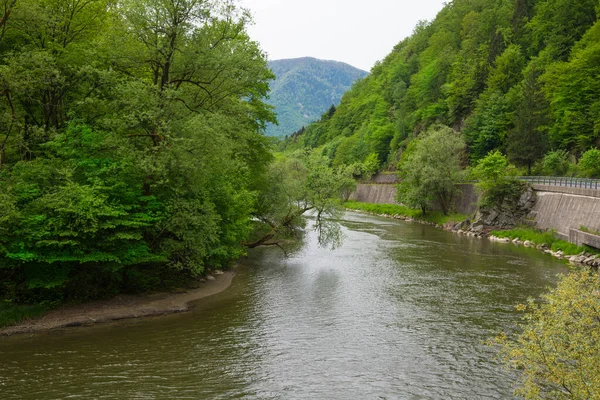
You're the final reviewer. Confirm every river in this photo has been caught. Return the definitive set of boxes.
[0,211,568,399]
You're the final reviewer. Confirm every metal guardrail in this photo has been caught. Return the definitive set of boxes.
[518,176,600,190]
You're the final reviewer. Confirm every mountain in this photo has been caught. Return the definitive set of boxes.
[265,57,368,137]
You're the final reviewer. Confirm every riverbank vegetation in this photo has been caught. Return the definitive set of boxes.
[344,201,468,226]
[490,227,599,256]
[397,125,466,215]
[494,269,600,399]
[0,0,352,327]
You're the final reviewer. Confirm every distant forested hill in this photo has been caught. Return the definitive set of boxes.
[284,0,600,176]
[266,58,368,137]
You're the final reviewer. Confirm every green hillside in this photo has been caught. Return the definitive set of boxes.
[285,0,600,176]
[266,57,368,137]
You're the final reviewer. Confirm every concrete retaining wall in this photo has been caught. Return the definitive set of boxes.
[531,191,600,241]
[351,178,600,248]
[455,184,478,215]
[531,184,600,198]
[569,229,600,249]
[350,183,478,215]
[350,184,397,204]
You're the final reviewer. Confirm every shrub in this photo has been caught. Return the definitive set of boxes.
[578,148,600,178]
[471,151,524,207]
[494,270,600,399]
[542,150,571,176]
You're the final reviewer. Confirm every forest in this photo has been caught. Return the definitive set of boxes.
[0,0,354,314]
[284,0,600,179]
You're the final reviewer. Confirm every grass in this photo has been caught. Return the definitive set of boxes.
[0,302,48,328]
[344,201,469,226]
[491,226,600,256]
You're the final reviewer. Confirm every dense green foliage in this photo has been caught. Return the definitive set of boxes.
[494,269,600,399]
[248,151,354,250]
[397,125,466,214]
[0,0,354,314]
[265,57,367,137]
[578,148,600,178]
[283,0,600,176]
[471,151,524,207]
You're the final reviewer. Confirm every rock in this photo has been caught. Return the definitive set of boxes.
[584,256,597,265]
[472,224,486,234]
[462,185,536,234]
[523,240,532,247]
[206,275,216,281]
[453,220,470,232]
[213,270,224,276]
[499,238,510,243]
[574,256,587,264]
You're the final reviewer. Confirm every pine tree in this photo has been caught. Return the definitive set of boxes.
[507,63,548,175]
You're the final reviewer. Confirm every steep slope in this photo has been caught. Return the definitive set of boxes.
[266,57,368,137]
[286,0,600,173]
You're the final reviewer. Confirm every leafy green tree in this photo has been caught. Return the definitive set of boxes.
[465,91,514,161]
[541,150,571,176]
[0,125,163,300]
[542,20,600,153]
[578,148,600,178]
[526,0,597,61]
[494,270,600,399]
[507,62,548,174]
[0,0,278,308]
[471,150,522,207]
[249,152,352,250]
[397,125,466,215]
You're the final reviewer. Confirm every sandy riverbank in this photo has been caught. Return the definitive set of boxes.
[0,271,235,336]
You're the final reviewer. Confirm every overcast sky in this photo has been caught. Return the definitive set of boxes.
[240,0,447,71]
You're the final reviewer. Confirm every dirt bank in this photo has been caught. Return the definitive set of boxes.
[0,271,235,336]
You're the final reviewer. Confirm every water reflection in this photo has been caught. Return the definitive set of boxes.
[0,211,567,399]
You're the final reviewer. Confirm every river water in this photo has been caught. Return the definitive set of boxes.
[0,211,568,399]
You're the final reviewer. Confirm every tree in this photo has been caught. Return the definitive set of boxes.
[578,148,600,178]
[0,0,278,306]
[542,19,600,154]
[248,152,352,251]
[397,125,466,215]
[0,124,163,300]
[541,150,571,176]
[494,269,600,399]
[507,62,548,175]
[471,150,522,207]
